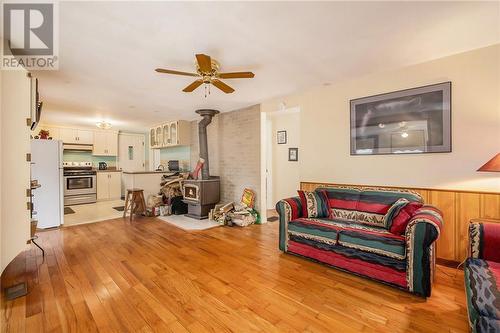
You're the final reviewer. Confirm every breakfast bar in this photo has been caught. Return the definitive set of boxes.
[122,171,178,201]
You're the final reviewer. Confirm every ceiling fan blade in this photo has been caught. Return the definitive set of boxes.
[182,80,203,92]
[155,68,198,77]
[196,54,212,73]
[211,79,235,93]
[218,72,255,79]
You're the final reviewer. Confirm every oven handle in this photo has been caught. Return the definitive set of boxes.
[64,175,97,179]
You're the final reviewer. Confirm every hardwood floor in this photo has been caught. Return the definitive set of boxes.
[1,217,469,332]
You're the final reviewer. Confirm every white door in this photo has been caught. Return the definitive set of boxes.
[118,133,145,172]
[108,173,122,199]
[96,173,109,200]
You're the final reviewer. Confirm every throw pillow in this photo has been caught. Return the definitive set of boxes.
[297,190,331,218]
[383,198,409,229]
[389,201,424,235]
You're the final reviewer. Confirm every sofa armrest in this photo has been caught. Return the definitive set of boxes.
[469,222,500,261]
[405,205,443,297]
[276,197,302,251]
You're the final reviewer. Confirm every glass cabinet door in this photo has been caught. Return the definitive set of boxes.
[156,126,163,147]
[150,129,156,147]
[169,122,177,145]
[162,124,170,146]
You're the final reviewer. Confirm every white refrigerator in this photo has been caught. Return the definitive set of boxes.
[31,140,64,228]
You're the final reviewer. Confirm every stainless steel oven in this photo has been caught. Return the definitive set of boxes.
[63,170,97,205]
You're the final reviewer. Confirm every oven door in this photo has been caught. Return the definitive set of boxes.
[64,175,96,196]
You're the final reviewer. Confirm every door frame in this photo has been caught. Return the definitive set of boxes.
[260,106,301,223]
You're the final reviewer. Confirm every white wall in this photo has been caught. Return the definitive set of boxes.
[261,44,500,192]
[269,110,301,205]
[1,70,32,274]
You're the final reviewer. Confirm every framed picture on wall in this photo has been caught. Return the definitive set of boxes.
[288,148,298,161]
[350,82,451,155]
[277,130,287,144]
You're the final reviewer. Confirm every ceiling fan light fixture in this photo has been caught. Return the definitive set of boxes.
[96,121,112,129]
[156,53,254,94]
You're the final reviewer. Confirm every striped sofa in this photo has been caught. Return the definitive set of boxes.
[276,186,443,297]
[465,222,500,332]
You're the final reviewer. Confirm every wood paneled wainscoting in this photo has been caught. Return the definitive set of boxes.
[300,182,500,263]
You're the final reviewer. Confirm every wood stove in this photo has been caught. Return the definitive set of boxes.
[183,109,221,219]
[183,178,220,219]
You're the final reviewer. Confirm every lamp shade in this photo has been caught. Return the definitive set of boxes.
[477,153,500,172]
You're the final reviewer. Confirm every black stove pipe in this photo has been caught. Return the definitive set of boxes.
[195,109,219,180]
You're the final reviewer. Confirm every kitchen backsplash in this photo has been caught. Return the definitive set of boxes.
[63,151,117,168]
[159,145,190,171]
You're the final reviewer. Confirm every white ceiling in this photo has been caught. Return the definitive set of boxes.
[36,1,500,132]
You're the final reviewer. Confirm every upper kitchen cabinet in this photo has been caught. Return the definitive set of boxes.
[149,128,156,148]
[169,120,191,146]
[60,128,94,144]
[155,126,163,148]
[162,123,170,146]
[93,130,118,156]
[150,120,191,148]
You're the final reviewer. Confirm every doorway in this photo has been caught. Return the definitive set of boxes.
[261,107,301,222]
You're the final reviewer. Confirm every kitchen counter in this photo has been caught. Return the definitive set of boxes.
[122,171,169,199]
[122,170,178,175]
[95,168,122,173]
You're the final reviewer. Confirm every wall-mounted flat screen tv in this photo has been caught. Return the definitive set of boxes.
[350,82,451,155]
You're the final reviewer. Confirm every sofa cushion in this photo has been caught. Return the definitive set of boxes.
[474,317,500,333]
[389,201,424,235]
[317,187,423,229]
[355,189,423,228]
[464,258,500,327]
[297,190,331,218]
[383,198,410,227]
[318,187,361,221]
[287,217,406,260]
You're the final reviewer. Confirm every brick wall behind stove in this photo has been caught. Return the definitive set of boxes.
[190,104,261,211]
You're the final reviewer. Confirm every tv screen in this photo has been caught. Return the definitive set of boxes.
[350,82,451,155]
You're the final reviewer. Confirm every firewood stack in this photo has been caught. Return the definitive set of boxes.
[159,173,189,200]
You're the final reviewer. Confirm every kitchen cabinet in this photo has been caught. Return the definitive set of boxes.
[93,130,118,156]
[60,128,93,144]
[149,128,156,148]
[97,172,121,200]
[168,120,191,146]
[155,126,163,148]
[162,123,170,146]
[149,120,191,148]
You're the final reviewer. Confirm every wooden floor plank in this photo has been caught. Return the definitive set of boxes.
[1,217,469,332]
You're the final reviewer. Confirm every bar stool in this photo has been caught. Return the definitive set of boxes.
[124,188,146,221]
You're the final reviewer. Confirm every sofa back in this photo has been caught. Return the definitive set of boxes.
[316,186,423,228]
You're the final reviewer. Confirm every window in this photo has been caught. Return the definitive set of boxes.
[128,146,134,160]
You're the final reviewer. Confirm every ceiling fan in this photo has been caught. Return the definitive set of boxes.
[155,54,254,95]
